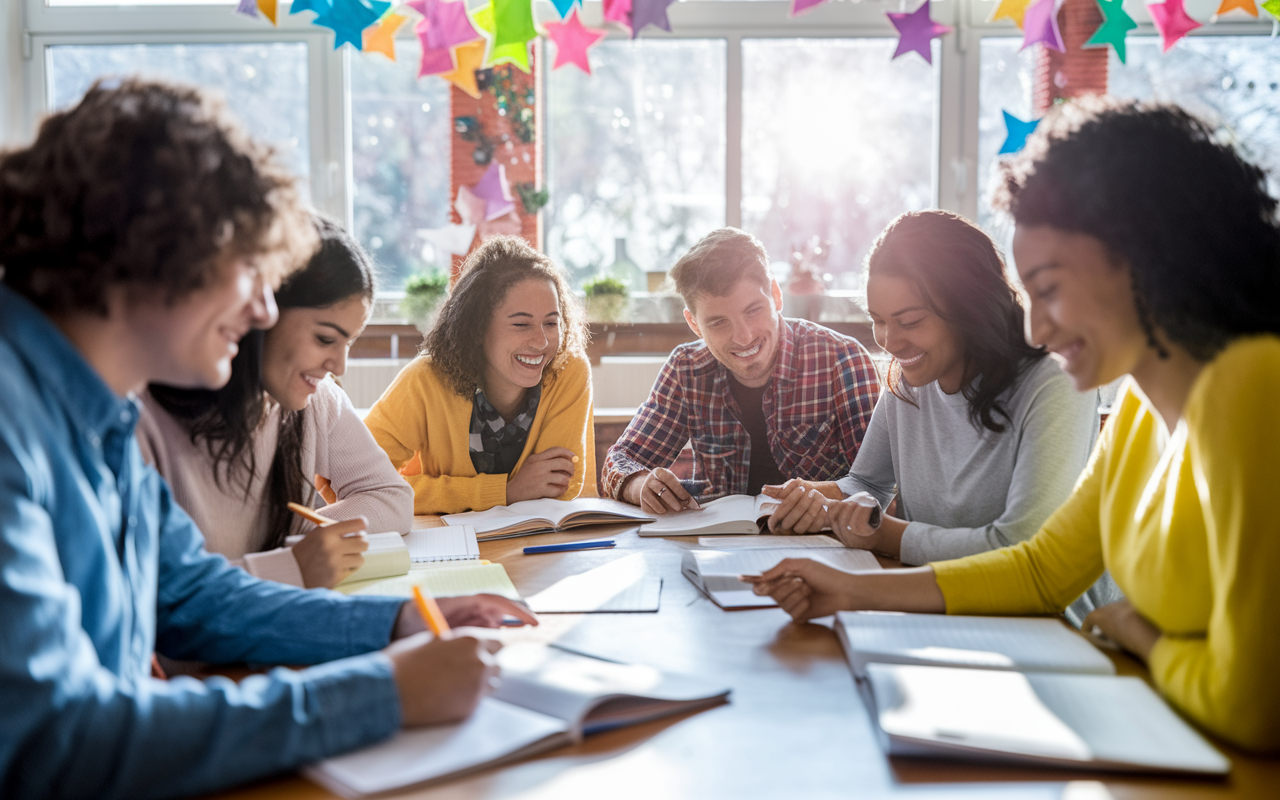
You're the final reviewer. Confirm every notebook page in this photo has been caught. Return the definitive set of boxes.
[526,555,662,613]
[693,547,881,577]
[700,535,844,549]
[405,525,479,562]
[838,612,1115,675]
[339,563,521,600]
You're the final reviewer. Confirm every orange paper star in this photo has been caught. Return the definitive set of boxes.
[363,11,408,60]
[1214,0,1258,14]
[441,40,486,98]
[256,0,279,24]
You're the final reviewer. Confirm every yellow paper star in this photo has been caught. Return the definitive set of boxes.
[256,0,278,25]
[989,0,1033,28]
[442,40,486,99]
[1215,0,1258,15]
[363,11,408,61]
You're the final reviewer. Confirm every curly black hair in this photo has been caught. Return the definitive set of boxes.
[0,77,315,315]
[993,97,1280,360]
[422,235,588,398]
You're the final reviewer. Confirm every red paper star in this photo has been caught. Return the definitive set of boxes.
[543,10,608,74]
[1147,0,1202,53]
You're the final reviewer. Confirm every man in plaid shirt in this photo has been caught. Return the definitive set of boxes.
[602,228,880,527]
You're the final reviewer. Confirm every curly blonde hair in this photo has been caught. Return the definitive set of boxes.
[0,77,315,314]
[422,235,588,397]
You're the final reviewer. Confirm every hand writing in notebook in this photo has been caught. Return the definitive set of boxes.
[628,468,703,514]
[292,515,370,589]
[384,634,503,726]
[393,595,538,639]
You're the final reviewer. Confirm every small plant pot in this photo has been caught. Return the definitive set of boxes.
[402,294,445,336]
[586,294,629,324]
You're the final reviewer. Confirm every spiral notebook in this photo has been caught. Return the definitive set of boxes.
[405,524,480,563]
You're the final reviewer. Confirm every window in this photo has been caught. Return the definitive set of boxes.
[46,42,311,179]
[545,39,727,289]
[742,38,938,288]
[349,41,452,292]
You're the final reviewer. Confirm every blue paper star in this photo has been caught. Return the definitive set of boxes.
[551,0,582,19]
[998,111,1040,155]
[313,0,390,50]
[289,0,332,15]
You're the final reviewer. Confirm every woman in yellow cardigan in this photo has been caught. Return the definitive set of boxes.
[366,236,594,514]
[746,99,1280,752]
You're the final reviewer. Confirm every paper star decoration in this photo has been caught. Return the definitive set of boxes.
[886,1,953,65]
[1085,0,1137,62]
[416,0,482,51]
[1265,0,1280,17]
[441,40,486,98]
[989,0,1033,28]
[1021,0,1065,52]
[544,10,608,74]
[1214,0,1258,14]
[454,185,488,226]
[603,0,633,34]
[314,0,391,50]
[791,0,829,14]
[471,1,535,72]
[290,0,331,15]
[234,0,260,19]
[471,163,516,220]
[999,111,1040,154]
[631,0,677,38]
[551,0,582,18]
[492,0,539,65]
[1148,0,1202,52]
[420,224,477,258]
[363,11,407,60]
[415,19,456,77]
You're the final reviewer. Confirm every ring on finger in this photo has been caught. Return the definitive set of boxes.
[656,485,668,498]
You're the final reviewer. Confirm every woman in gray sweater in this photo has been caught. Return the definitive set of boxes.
[768,210,1116,620]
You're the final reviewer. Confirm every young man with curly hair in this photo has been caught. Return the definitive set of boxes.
[365,235,595,514]
[0,79,530,800]
[601,228,881,528]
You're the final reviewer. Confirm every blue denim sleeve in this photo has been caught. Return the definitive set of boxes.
[0,440,404,800]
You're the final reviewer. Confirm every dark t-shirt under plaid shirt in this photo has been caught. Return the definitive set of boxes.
[600,317,881,501]
[469,385,542,475]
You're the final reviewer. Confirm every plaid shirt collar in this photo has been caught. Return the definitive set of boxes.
[684,315,798,393]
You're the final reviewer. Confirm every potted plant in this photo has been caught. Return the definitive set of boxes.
[401,270,450,334]
[583,275,630,324]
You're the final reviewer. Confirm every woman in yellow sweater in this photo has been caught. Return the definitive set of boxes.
[366,236,595,514]
[746,99,1280,752]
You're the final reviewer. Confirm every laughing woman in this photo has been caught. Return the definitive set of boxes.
[746,99,1280,752]
[365,235,595,514]
[138,216,414,588]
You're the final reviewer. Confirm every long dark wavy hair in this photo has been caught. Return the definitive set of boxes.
[994,97,1280,359]
[422,235,587,397]
[867,210,1045,433]
[149,215,375,549]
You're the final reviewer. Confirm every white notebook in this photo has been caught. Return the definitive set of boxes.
[404,524,479,563]
[639,494,780,537]
[835,611,1116,678]
[304,643,731,798]
[682,547,881,609]
[865,664,1229,775]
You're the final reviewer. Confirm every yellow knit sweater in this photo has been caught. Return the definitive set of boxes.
[364,351,596,514]
[933,335,1280,752]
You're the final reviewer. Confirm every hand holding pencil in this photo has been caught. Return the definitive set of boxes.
[286,503,370,589]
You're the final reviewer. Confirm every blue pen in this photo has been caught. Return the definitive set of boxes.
[523,539,616,555]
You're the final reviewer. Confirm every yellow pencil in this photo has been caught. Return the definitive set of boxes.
[287,501,338,527]
[412,585,452,639]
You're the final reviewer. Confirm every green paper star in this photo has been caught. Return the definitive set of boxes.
[1085,0,1138,63]
[1264,0,1280,18]
[471,1,534,73]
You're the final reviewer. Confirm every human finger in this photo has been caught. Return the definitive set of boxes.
[775,485,821,532]
[766,482,805,531]
[531,447,575,462]
[792,492,828,533]
[650,473,687,513]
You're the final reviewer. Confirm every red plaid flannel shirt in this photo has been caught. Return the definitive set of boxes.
[601,318,881,501]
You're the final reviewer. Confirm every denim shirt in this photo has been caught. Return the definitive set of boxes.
[0,286,406,800]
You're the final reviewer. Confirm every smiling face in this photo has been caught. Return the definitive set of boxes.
[684,278,784,388]
[481,278,562,410]
[1013,225,1149,391]
[261,294,372,411]
[866,272,965,392]
[127,256,278,390]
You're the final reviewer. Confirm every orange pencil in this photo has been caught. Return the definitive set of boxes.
[412,585,452,639]
[287,501,337,527]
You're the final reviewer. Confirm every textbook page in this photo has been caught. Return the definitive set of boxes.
[836,612,1115,677]
[639,494,781,536]
[684,547,880,609]
[700,534,844,549]
[405,524,479,562]
[443,497,651,534]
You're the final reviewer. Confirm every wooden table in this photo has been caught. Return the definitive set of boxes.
[208,523,1280,800]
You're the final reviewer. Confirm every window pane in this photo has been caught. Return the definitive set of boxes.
[546,39,727,288]
[743,38,938,290]
[978,35,1280,236]
[45,42,310,179]
[349,41,451,293]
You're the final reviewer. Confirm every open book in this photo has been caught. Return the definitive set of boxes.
[304,643,732,798]
[834,611,1116,678]
[335,525,480,588]
[638,494,781,537]
[865,664,1229,775]
[683,546,881,609]
[443,498,654,540]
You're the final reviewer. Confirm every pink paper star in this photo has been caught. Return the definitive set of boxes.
[544,10,608,74]
[415,18,456,77]
[1147,0,1202,52]
[604,0,633,33]
[790,0,829,14]
[1021,0,1065,52]
[886,1,952,65]
[471,163,516,221]
[424,0,481,50]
